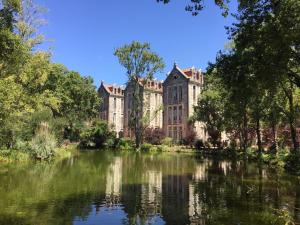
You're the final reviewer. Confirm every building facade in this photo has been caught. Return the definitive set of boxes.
[98,82,125,137]
[124,79,163,137]
[163,64,207,141]
[98,64,207,141]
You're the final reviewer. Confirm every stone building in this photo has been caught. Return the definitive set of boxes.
[98,82,125,137]
[163,63,207,141]
[124,79,163,137]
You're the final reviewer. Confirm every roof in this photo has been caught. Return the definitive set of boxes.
[100,81,125,96]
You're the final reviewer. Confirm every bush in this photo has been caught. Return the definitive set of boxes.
[140,143,161,152]
[79,120,114,149]
[0,149,31,163]
[161,137,173,147]
[144,128,165,145]
[182,131,196,147]
[194,139,204,150]
[29,122,57,160]
[284,151,300,175]
[115,138,134,150]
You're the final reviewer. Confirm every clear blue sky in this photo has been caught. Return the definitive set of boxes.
[37,0,238,87]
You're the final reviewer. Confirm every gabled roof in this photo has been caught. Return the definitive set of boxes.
[99,81,125,96]
[167,63,203,84]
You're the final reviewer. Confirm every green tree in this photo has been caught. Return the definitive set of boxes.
[114,41,164,148]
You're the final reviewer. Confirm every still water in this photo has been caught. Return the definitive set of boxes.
[0,151,299,225]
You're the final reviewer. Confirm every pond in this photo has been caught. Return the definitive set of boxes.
[0,151,299,225]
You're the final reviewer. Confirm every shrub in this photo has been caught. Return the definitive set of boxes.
[182,131,196,147]
[284,151,300,175]
[29,122,57,160]
[140,143,153,152]
[0,149,31,163]
[79,120,114,149]
[161,137,173,147]
[144,128,165,145]
[115,138,134,150]
[194,139,204,150]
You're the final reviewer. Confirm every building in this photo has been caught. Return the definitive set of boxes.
[98,82,125,137]
[163,63,207,141]
[98,63,207,141]
[124,79,163,137]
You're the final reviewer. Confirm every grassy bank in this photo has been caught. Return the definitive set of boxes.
[0,144,78,164]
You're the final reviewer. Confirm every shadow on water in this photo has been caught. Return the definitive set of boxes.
[0,151,299,225]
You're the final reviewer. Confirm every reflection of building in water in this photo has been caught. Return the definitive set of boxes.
[161,173,191,225]
[193,161,211,181]
[141,170,163,216]
[219,161,232,176]
[188,184,206,224]
[105,157,123,207]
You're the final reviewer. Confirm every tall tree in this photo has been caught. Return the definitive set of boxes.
[114,41,164,148]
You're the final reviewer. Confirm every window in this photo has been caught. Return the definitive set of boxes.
[193,86,196,102]
[168,87,172,104]
[173,127,177,140]
[121,98,124,113]
[168,127,172,138]
[113,98,117,111]
[155,93,158,107]
[178,106,182,123]
[173,86,178,104]
[113,113,116,126]
[173,106,177,124]
[168,107,172,124]
[178,86,183,103]
[179,127,183,140]
[121,116,124,130]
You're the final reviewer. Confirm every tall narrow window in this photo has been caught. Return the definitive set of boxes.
[113,98,117,111]
[178,86,183,103]
[173,106,177,124]
[168,107,172,125]
[121,98,124,113]
[173,86,178,104]
[178,106,182,123]
[168,127,172,138]
[155,93,158,107]
[173,127,177,140]
[113,113,116,126]
[193,86,196,102]
[179,127,183,140]
[168,87,172,104]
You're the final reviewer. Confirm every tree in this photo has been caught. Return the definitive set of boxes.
[114,41,164,148]
[193,68,225,147]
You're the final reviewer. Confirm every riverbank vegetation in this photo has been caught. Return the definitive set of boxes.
[0,0,100,161]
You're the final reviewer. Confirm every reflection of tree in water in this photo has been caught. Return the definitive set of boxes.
[0,152,299,225]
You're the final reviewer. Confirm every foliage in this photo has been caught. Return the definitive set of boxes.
[0,0,101,156]
[29,122,57,160]
[79,121,114,149]
[114,138,135,151]
[182,130,196,147]
[194,139,204,150]
[161,137,173,147]
[114,41,164,148]
[144,128,165,145]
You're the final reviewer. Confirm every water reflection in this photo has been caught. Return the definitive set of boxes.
[0,151,299,225]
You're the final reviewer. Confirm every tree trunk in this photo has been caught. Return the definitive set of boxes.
[132,79,143,149]
[271,121,277,154]
[256,117,262,155]
[287,86,299,152]
[242,109,248,152]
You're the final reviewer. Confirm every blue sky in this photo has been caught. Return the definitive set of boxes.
[36,0,238,87]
